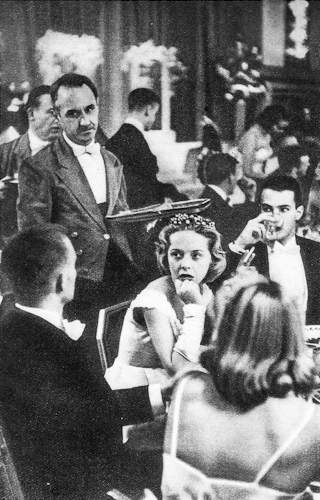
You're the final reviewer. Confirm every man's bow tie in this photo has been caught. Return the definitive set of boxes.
[61,319,86,340]
[74,142,101,157]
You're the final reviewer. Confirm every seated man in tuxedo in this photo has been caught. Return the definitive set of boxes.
[201,153,257,249]
[227,174,320,325]
[107,87,187,209]
[0,226,165,500]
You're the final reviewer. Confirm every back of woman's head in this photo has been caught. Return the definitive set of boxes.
[201,276,317,410]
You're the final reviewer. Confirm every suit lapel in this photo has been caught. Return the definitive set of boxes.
[102,147,116,214]
[7,134,31,177]
[54,136,106,231]
[296,235,313,298]
[15,133,31,160]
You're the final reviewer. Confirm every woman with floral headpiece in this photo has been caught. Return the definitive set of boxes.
[105,213,226,389]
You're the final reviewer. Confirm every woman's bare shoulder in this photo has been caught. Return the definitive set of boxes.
[174,370,214,403]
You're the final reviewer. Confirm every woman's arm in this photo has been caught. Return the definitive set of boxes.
[144,297,208,375]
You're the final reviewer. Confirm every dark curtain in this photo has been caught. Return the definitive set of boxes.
[0,0,263,141]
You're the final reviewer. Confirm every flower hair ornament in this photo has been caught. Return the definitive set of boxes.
[169,213,216,230]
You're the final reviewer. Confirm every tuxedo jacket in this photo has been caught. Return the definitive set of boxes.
[0,308,154,497]
[0,133,31,246]
[107,124,186,208]
[17,134,133,283]
[201,185,258,249]
[226,235,320,325]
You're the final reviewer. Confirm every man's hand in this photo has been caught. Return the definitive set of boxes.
[235,213,275,250]
[175,279,204,306]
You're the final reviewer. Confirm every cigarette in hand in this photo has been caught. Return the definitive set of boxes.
[242,247,255,266]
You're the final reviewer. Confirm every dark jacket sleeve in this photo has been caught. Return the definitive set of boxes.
[114,387,155,426]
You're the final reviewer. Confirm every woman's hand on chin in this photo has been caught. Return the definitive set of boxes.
[174,279,205,306]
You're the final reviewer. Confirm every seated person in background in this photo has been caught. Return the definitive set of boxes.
[197,114,222,181]
[182,113,222,200]
[277,144,310,204]
[107,87,186,209]
[298,158,320,242]
[200,153,258,249]
[162,275,320,500]
[0,226,164,500]
[227,174,320,326]
[237,105,289,181]
[105,213,226,390]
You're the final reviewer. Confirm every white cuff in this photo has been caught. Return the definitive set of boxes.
[229,241,246,254]
[173,304,206,363]
[148,383,165,417]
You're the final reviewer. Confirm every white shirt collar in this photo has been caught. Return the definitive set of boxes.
[63,131,95,156]
[124,117,145,134]
[16,303,64,331]
[16,303,85,340]
[28,129,50,156]
[267,235,298,254]
[208,184,229,203]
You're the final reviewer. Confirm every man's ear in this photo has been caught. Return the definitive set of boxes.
[295,205,304,221]
[27,108,34,122]
[144,104,151,117]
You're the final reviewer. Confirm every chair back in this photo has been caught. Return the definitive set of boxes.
[96,300,131,373]
[0,423,24,500]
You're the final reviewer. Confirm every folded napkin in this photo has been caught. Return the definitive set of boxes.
[62,319,86,341]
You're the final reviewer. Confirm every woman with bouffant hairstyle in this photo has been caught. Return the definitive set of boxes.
[106,213,226,390]
[156,213,226,282]
[162,276,320,500]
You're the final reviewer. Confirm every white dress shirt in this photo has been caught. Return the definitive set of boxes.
[28,129,50,156]
[63,132,106,204]
[268,237,308,323]
[229,236,308,324]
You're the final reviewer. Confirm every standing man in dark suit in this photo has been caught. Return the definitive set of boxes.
[201,153,257,249]
[17,74,143,321]
[0,85,60,248]
[227,174,320,325]
[107,87,186,209]
[0,226,164,500]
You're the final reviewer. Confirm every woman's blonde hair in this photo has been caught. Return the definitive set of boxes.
[201,276,317,410]
[156,213,226,283]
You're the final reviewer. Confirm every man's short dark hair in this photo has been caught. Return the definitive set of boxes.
[128,88,160,112]
[278,145,307,175]
[51,73,98,105]
[1,225,69,306]
[260,174,303,208]
[202,153,238,185]
[25,85,51,112]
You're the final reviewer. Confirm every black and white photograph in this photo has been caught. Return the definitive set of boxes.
[1,1,320,499]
